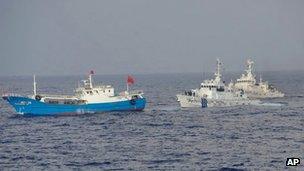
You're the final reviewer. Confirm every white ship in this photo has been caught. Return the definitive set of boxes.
[229,59,284,99]
[176,59,260,108]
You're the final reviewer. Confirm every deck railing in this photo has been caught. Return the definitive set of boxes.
[39,94,77,99]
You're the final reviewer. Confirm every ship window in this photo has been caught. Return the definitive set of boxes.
[95,90,99,93]
[108,90,111,92]
[86,91,89,94]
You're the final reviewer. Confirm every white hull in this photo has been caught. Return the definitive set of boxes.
[177,94,284,108]
[246,91,285,99]
[232,83,285,99]
[177,94,261,108]
[176,94,268,108]
[176,95,202,108]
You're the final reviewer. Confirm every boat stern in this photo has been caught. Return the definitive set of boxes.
[176,94,207,108]
[129,96,146,111]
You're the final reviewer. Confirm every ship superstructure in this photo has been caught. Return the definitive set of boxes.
[229,59,284,99]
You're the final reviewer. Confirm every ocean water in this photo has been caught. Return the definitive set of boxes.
[0,72,303,170]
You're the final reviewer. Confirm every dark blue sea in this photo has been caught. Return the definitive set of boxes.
[0,72,303,170]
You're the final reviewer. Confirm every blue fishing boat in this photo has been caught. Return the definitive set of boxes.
[2,72,146,116]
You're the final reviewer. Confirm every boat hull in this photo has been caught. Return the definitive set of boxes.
[246,92,285,99]
[3,95,146,116]
[176,94,260,108]
[176,94,203,108]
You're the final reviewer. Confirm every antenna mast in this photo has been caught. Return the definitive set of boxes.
[214,58,222,81]
[88,70,94,89]
[33,75,37,96]
[89,74,93,88]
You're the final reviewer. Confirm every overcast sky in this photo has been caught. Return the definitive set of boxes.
[0,0,303,76]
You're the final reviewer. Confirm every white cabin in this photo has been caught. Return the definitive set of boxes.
[73,74,124,103]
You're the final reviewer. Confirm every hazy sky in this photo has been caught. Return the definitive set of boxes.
[0,0,303,76]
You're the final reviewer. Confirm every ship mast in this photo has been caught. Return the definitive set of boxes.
[246,59,254,76]
[245,59,256,83]
[89,73,93,88]
[88,70,94,89]
[33,75,37,96]
[214,58,222,83]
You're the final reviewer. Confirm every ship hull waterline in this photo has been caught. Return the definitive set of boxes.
[3,96,146,116]
[176,94,283,108]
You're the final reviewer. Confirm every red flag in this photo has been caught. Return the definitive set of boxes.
[127,75,135,85]
[90,70,94,75]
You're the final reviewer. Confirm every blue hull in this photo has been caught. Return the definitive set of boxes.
[3,96,146,116]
